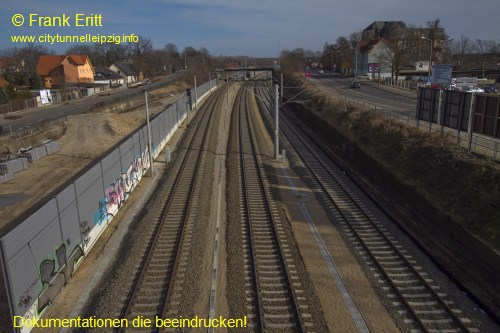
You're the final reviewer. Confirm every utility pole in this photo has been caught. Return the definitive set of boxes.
[355,47,358,77]
[186,89,192,127]
[194,75,198,110]
[280,73,284,103]
[144,90,154,177]
[421,36,433,78]
[331,51,334,71]
[274,84,279,160]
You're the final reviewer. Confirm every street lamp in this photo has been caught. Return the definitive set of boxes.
[354,44,358,78]
[421,36,433,78]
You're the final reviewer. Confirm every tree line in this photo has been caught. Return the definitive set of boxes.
[280,20,499,79]
[0,36,269,91]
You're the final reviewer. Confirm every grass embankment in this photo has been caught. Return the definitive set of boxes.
[286,73,500,252]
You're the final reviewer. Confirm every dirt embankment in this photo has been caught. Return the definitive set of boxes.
[283,73,500,318]
[0,81,190,230]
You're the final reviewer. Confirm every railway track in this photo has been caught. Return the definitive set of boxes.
[117,85,227,332]
[255,80,479,333]
[236,84,312,333]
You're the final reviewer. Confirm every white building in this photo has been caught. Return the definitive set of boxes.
[109,62,137,85]
[94,66,125,88]
[354,38,393,78]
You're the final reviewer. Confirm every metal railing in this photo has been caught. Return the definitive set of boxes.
[313,83,500,160]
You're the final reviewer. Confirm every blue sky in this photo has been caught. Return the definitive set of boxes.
[1,0,498,57]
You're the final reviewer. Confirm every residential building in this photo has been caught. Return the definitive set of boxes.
[94,66,125,88]
[0,76,8,88]
[109,62,136,85]
[362,21,446,59]
[362,21,407,41]
[225,63,240,70]
[37,55,95,88]
[354,38,393,78]
[0,58,21,75]
[355,20,447,78]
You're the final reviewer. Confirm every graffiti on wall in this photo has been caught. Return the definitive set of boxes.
[80,220,91,246]
[96,147,151,226]
[12,149,152,322]
[10,119,176,332]
[14,242,84,317]
[36,244,84,314]
[17,277,38,310]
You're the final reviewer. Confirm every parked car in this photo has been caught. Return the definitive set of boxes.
[349,80,361,88]
[357,74,371,80]
[483,85,498,93]
[463,86,484,93]
[405,75,420,81]
[318,69,324,74]
[442,83,456,91]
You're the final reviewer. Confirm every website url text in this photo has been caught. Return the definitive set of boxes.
[11,33,139,45]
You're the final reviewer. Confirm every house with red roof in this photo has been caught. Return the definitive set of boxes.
[37,55,95,88]
[0,58,20,75]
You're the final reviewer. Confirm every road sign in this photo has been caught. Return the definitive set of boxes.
[432,64,452,84]
[456,77,478,84]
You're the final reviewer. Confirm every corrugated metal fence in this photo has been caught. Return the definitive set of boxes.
[0,78,217,332]
[416,88,500,158]
[473,94,500,139]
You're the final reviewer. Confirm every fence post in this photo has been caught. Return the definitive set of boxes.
[437,89,443,133]
[194,75,198,110]
[439,91,449,134]
[467,94,476,152]
[416,87,421,129]
[274,84,279,160]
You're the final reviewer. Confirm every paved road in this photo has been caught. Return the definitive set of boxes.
[311,76,417,116]
[0,72,182,134]
[311,75,500,160]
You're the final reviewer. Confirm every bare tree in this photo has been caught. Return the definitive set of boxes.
[127,36,153,57]
[65,44,94,55]
[1,44,53,87]
[335,36,352,72]
[177,46,217,84]
[163,43,182,72]
[125,36,154,78]
[164,43,178,56]
[64,43,128,68]
[141,50,168,77]
[99,44,128,66]
[474,39,499,78]
[280,48,307,73]
[382,25,418,79]
[349,31,362,44]
[320,38,350,73]
[449,35,473,70]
